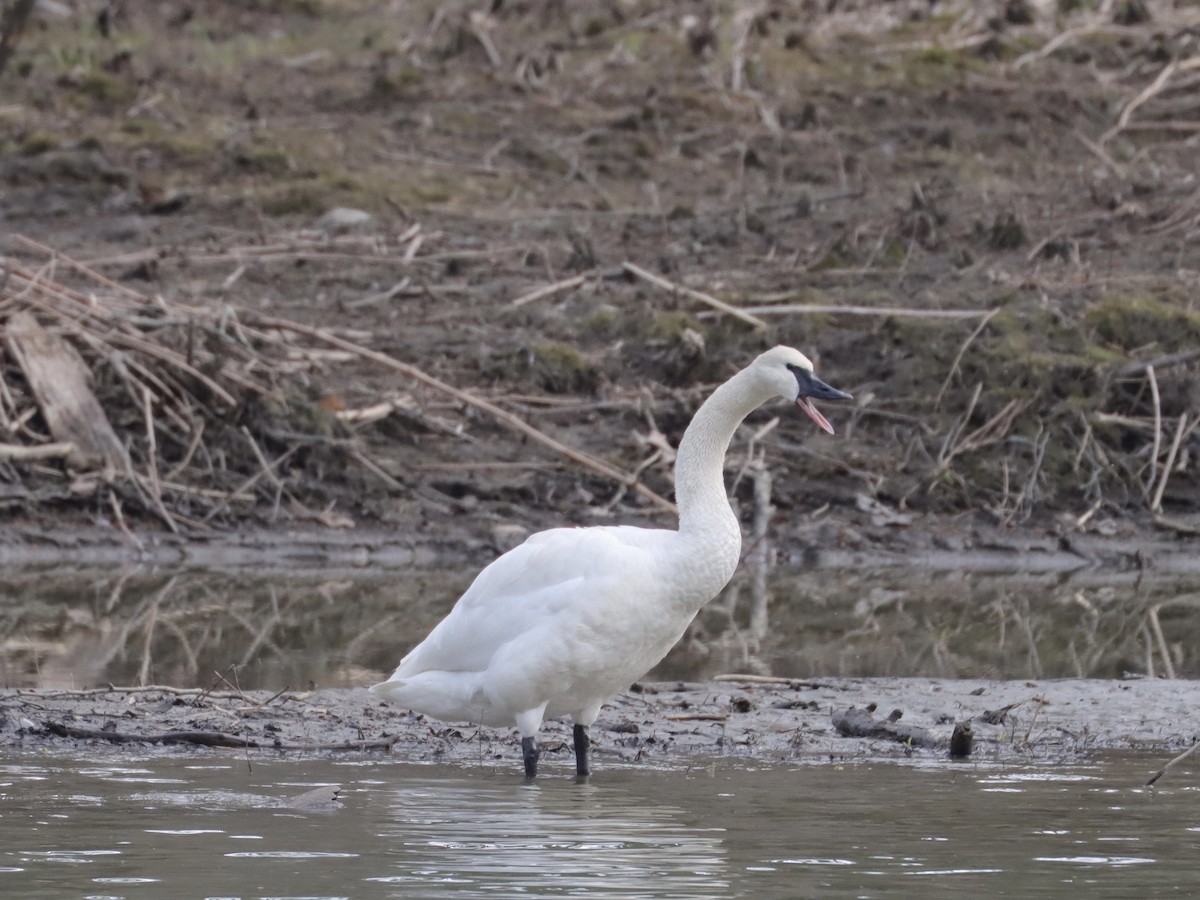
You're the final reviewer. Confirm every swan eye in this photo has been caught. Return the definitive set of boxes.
[787,363,853,402]
[786,362,814,393]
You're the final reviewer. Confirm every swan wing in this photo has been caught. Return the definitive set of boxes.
[384,525,668,679]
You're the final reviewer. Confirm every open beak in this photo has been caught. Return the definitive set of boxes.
[795,373,853,435]
[797,397,835,435]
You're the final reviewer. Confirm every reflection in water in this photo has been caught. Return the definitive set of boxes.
[2,564,1199,689]
[373,779,728,897]
[0,756,1197,898]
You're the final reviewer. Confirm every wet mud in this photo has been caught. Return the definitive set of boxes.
[4,675,1197,773]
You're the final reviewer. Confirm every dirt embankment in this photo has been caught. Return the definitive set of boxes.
[0,0,1198,554]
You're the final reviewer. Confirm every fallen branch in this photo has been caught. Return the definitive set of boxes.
[664,712,729,722]
[714,674,798,685]
[1145,365,1162,500]
[1072,129,1125,179]
[832,706,939,749]
[719,303,989,320]
[1103,55,1200,145]
[508,274,590,309]
[713,674,834,689]
[5,311,129,472]
[1153,513,1200,535]
[1150,413,1189,513]
[1010,24,1118,71]
[0,441,75,461]
[1146,739,1200,787]
[43,720,397,751]
[25,684,312,703]
[1117,347,1200,376]
[621,261,767,330]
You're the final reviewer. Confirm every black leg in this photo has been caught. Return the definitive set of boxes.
[521,736,539,779]
[573,723,591,778]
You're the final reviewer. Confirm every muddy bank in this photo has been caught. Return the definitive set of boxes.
[2,1,1200,549]
[3,677,1197,772]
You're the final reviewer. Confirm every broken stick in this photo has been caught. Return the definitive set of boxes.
[4,311,128,474]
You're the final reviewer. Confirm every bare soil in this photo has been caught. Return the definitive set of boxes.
[1,0,1198,554]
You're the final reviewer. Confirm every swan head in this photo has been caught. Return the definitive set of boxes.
[754,345,853,435]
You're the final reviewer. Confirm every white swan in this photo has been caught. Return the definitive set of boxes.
[370,346,852,778]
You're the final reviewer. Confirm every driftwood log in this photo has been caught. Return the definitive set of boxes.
[43,720,396,752]
[831,706,939,749]
[5,311,128,473]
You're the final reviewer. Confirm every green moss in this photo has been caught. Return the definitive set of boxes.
[909,47,959,68]
[283,393,341,438]
[256,182,327,216]
[230,140,294,176]
[583,308,619,334]
[326,173,362,191]
[118,118,154,136]
[368,66,425,100]
[17,132,59,156]
[896,45,982,87]
[74,71,137,108]
[116,126,222,168]
[987,212,1027,250]
[883,240,908,266]
[1086,295,1200,353]
[646,310,705,341]
[487,342,598,395]
[529,342,597,394]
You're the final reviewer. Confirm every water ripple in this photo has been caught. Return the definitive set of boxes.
[375,780,730,898]
[1034,855,1156,866]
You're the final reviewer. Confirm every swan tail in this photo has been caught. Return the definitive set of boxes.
[369,670,497,725]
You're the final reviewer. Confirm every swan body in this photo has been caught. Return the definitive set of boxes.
[371,346,851,777]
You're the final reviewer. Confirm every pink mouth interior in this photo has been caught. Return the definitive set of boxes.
[797,397,834,435]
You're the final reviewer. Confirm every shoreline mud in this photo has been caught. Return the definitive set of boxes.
[3,676,1196,772]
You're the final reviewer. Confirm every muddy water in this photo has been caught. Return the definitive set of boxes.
[2,565,1197,690]
[0,754,1196,898]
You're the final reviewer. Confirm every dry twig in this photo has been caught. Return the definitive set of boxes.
[621,262,767,330]
[1103,56,1200,144]
[1146,740,1199,787]
[725,303,989,320]
[935,308,998,411]
[508,274,590,309]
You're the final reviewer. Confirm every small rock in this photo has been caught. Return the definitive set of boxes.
[315,207,375,235]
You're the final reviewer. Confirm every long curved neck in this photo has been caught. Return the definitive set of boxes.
[674,366,773,537]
